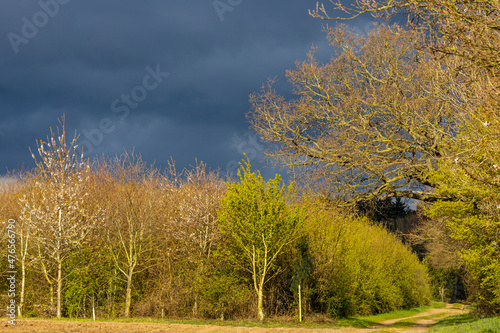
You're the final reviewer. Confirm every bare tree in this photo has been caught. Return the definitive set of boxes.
[165,161,226,316]
[168,162,225,260]
[309,1,500,202]
[103,154,162,317]
[309,0,500,72]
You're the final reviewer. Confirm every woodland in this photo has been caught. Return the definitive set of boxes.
[1,0,499,322]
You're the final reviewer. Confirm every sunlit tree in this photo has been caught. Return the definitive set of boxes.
[218,160,304,321]
[249,24,456,203]
[23,117,102,318]
[102,153,163,317]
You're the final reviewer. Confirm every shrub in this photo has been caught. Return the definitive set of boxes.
[306,208,431,317]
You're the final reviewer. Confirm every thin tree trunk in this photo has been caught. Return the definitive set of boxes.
[124,271,133,317]
[18,254,26,318]
[38,243,54,311]
[50,284,54,308]
[108,270,115,316]
[257,286,264,321]
[18,223,30,318]
[452,275,459,303]
[193,296,198,318]
[56,209,62,318]
[257,235,268,322]
[56,259,62,318]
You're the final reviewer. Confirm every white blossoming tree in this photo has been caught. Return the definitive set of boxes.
[168,162,225,260]
[166,162,226,316]
[23,116,101,318]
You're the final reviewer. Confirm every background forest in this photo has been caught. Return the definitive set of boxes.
[1,0,499,322]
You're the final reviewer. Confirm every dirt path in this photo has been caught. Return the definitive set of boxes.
[357,303,468,333]
[1,304,467,333]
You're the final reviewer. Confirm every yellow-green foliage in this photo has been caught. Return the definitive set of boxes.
[306,208,431,317]
[428,201,500,315]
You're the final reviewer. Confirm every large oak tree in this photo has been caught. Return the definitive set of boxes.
[249,24,456,203]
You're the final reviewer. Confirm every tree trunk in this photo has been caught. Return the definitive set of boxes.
[38,243,54,311]
[56,209,62,318]
[257,286,264,321]
[451,275,459,303]
[18,226,30,319]
[124,272,133,317]
[439,284,445,302]
[50,284,54,308]
[18,256,26,318]
[56,260,62,318]
[193,296,199,318]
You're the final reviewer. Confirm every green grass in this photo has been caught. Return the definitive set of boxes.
[430,314,500,333]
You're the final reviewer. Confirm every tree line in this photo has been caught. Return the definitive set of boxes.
[0,117,430,320]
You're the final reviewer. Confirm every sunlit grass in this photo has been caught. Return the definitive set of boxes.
[429,314,500,333]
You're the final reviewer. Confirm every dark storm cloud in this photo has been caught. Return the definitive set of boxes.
[0,0,378,176]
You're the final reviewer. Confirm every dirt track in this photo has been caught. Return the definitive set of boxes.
[0,304,467,333]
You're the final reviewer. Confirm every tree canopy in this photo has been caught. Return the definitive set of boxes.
[249,24,457,203]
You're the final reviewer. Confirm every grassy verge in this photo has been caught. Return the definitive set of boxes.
[429,314,500,333]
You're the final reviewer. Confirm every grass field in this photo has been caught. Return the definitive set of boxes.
[429,314,500,333]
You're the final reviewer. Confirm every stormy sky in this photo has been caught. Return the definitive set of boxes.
[0,0,378,178]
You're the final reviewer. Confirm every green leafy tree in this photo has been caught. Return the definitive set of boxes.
[309,0,500,314]
[218,160,304,321]
[426,174,500,314]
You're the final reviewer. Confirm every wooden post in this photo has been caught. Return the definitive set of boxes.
[298,284,302,323]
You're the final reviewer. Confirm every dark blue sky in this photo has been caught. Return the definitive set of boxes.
[0,0,378,178]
